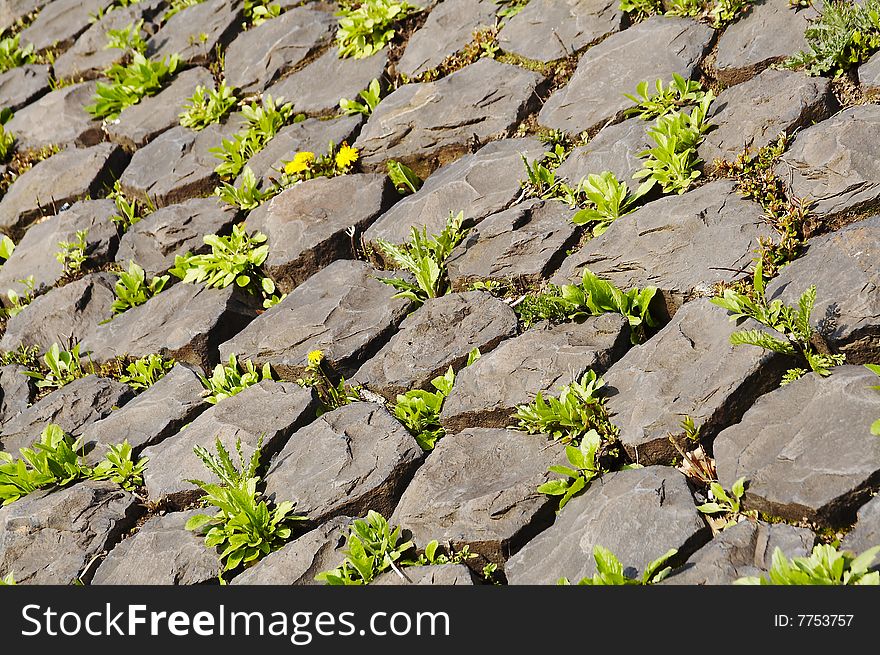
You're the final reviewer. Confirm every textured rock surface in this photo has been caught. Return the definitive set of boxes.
[506,466,709,584]
[556,117,651,185]
[373,563,477,585]
[142,381,316,502]
[441,315,630,432]
[92,509,219,585]
[776,105,880,225]
[842,495,880,555]
[664,521,815,585]
[0,365,34,426]
[0,481,139,585]
[219,260,412,379]
[354,59,544,177]
[146,0,241,65]
[353,291,519,401]
[539,17,712,135]
[0,64,49,111]
[19,0,115,52]
[498,0,622,62]
[247,174,394,292]
[264,403,422,524]
[714,366,880,526]
[391,428,559,561]
[551,181,771,318]
[604,299,787,465]
[861,50,880,96]
[363,137,545,248]
[81,283,261,371]
[766,216,880,361]
[447,199,580,289]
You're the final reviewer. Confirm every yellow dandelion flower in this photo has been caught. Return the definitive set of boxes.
[334,143,359,170]
[307,349,324,366]
[284,151,315,175]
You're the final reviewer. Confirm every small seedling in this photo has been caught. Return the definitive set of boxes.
[90,441,147,491]
[538,430,605,509]
[618,0,662,19]
[0,35,35,74]
[55,229,89,277]
[163,0,203,21]
[86,53,180,120]
[571,171,650,236]
[118,354,175,390]
[736,543,880,585]
[0,573,14,585]
[340,78,382,115]
[211,95,292,178]
[386,160,422,195]
[108,261,169,316]
[2,276,35,319]
[697,476,749,530]
[21,343,94,390]
[199,354,274,404]
[624,73,711,120]
[495,0,530,18]
[0,234,14,262]
[0,108,14,163]
[104,20,147,54]
[559,546,678,585]
[170,223,269,291]
[108,181,152,231]
[214,166,269,210]
[866,364,880,436]
[180,82,237,130]
[335,0,419,59]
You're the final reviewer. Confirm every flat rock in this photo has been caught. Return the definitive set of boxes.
[506,466,709,584]
[373,563,477,585]
[664,521,814,585]
[0,375,134,455]
[603,299,788,465]
[6,79,102,151]
[766,216,880,361]
[538,16,712,135]
[441,314,629,432]
[353,291,519,401]
[0,364,34,426]
[0,0,43,34]
[79,364,208,465]
[363,137,545,248]
[115,197,239,277]
[231,516,353,585]
[555,117,651,186]
[390,427,559,562]
[265,46,388,116]
[19,0,115,52]
[223,6,335,94]
[700,68,834,172]
[219,259,411,380]
[775,104,880,226]
[0,481,139,584]
[0,143,128,237]
[446,199,580,289]
[842,495,880,555]
[498,0,622,63]
[247,173,394,292]
[81,282,261,371]
[860,50,880,97]
[141,381,317,502]
[239,115,363,190]
[0,272,118,352]
[264,402,422,524]
[119,121,240,208]
[0,63,49,111]
[714,365,880,526]
[714,0,815,85]
[0,199,119,300]
[354,58,543,178]
[92,509,218,585]
[550,180,772,319]
[397,0,497,77]
[106,66,215,150]
[146,0,242,66]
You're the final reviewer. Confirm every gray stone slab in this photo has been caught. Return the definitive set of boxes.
[146,0,242,66]
[441,314,630,432]
[354,58,543,178]
[0,364,34,427]
[390,427,560,562]
[0,63,49,111]
[506,466,709,584]
[5,79,103,151]
[714,365,880,526]
[555,117,651,186]
[92,508,219,585]
[860,50,880,96]
[842,495,880,555]
[353,291,519,401]
[538,16,712,135]
[373,563,477,585]
[219,259,411,380]
[19,0,115,52]
[141,381,317,502]
[498,0,622,63]
[0,0,43,35]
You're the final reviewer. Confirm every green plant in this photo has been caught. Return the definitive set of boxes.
[624,73,711,120]
[666,0,703,16]
[55,229,89,276]
[108,180,152,231]
[386,160,422,195]
[571,172,650,236]
[0,35,35,74]
[186,436,304,574]
[520,153,566,200]
[163,0,203,22]
[108,261,169,316]
[315,510,416,584]
[214,166,270,210]
[711,261,846,380]
[0,573,14,585]
[0,108,14,163]
[697,477,750,529]
[199,354,274,404]
[340,78,382,115]
[21,343,93,390]
[0,234,14,262]
[538,430,607,509]
[415,540,475,566]
[0,424,87,505]
[335,0,419,59]
[90,441,147,491]
[2,276,35,319]
[179,82,237,130]
[514,370,614,444]
[211,95,292,178]
[86,52,180,120]
[736,543,880,585]
[375,211,468,305]
[244,0,282,25]
[295,349,361,413]
[559,546,678,585]
[393,368,454,451]
[496,0,530,18]
[104,20,147,53]
[867,364,880,436]
[273,141,360,192]
[118,354,175,390]
[170,223,269,292]
[708,0,751,27]
[619,0,662,19]
[785,0,880,76]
